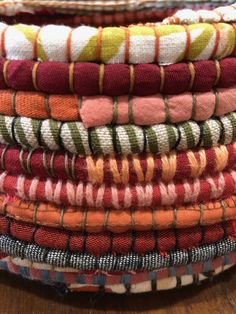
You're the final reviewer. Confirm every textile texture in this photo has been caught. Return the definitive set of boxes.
[0,234,235,271]
[0,255,234,293]
[2,169,236,208]
[1,87,235,126]
[0,253,234,286]
[163,3,236,24]
[1,143,236,184]
[0,215,234,254]
[0,23,235,64]
[0,113,236,155]
[1,193,236,232]
[1,58,236,96]
[0,0,233,14]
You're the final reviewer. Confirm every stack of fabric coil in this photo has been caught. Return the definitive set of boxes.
[0,1,236,294]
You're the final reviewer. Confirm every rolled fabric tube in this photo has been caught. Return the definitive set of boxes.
[79,87,236,127]
[0,0,232,15]
[1,254,235,294]
[0,143,235,184]
[1,193,236,232]
[0,170,236,210]
[163,3,236,24]
[1,87,236,126]
[0,169,236,208]
[0,113,236,155]
[0,234,235,271]
[1,58,236,96]
[0,215,233,255]
[0,22,235,64]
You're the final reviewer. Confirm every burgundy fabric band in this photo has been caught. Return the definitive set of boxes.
[0,58,235,96]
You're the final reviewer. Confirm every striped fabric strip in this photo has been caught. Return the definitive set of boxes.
[0,234,235,271]
[1,169,236,208]
[1,255,234,294]
[1,143,236,184]
[1,252,235,287]
[1,215,233,255]
[1,193,236,232]
[0,22,235,64]
[1,87,236,126]
[0,113,236,155]
[163,3,236,24]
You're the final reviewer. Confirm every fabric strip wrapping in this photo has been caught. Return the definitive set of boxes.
[1,58,236,96]
[0,7,199,27]
[0,112,236,155]
[0,23,235,64]
[2,169,236,208]
[0,234,235,271]
[1,253,235,285]
[1,254,234,293]
[0,87,236,126]
[0,0,233,14]
[0,215,234,255]
[163,3,236,24]
[1,193,236,232]
[1,143,236,184]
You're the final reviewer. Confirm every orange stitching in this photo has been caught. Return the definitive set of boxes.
[160,66,165,93]
[129,64,134,94]
[153,26,159,63]
[121,155,129,185]
[32,62,39,90]
[66,29,73,63]
[33,28,41,60]
[187,149,206,178]
[145,153,154,182]
[187,62,195,91]
[124,27,130,64]
[210,24,220,59]
[161,152,176,182]
[132,155,144,182]
[109,154,121,184]
[214,60,221,86]
[214,145,228,173]
[86,156,104,184]
[96,27,103,62]
[99,64,104,95]
[183,25,191,60]
[1,26,8,58]
[3,59,10,86]
[69,62,74,93]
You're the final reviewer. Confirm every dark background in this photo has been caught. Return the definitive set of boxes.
[0,267,236,313]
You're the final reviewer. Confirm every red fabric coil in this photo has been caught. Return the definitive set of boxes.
[0,58,235,96]
[0,215,234,256]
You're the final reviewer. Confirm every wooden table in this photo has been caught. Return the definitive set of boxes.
[0,267,236,313]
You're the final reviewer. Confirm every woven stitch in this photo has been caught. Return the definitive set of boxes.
[0,215,233,255]
[0,88,234,126]
[0,113,236,155]
[1,194,236,232]
[1,169,236,208]
[0,22,235,64]
[0,234,235,271]
[1,143,235,184]
[1,58,235,96]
